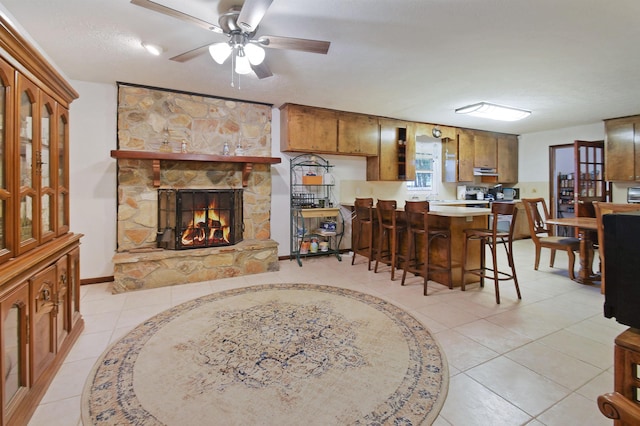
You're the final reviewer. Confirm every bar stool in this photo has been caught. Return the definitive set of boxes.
[401,201,453,295]
[351,197,377,270]
[374,199,405,280]
[461,202,521,304]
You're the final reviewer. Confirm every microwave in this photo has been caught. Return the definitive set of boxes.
[627,187,640,204]
[503,188,519,201]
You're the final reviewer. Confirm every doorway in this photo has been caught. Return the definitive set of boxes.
[549,141,610,235]
[550,144,575,235]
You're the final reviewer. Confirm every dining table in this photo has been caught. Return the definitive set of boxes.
[545,216,599,285]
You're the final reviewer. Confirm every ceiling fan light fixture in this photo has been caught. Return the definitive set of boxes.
[209,42,232,64]
[455,102,531,121]
[142,42,163,56]
[234,52,253,74]
[244,43,265,65]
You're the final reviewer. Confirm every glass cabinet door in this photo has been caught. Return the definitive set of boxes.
[57,108,69,235]
[1,285,29,415]
[0,58,13,263]
[17,75,38,254]
[40,96,55,243]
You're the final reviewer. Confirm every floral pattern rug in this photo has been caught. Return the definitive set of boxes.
[82,283,448,425]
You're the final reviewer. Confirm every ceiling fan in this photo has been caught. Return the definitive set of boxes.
[131,0,331,80]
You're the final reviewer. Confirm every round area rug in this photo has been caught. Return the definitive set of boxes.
[82,283,448,425]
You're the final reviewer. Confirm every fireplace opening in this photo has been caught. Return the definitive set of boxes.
[157,189,243,250]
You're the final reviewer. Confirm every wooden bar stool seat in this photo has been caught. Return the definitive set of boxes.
[374,200,406,280]
[351,197,377,270]
[401,201,453,295]
[461,202,521,304]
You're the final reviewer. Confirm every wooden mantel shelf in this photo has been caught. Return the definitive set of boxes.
[110,150,282,187]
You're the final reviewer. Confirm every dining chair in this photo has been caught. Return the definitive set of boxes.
[521,198,580,280]
[351,197,377,270]
[374,199,406,280]
[401,201,452,295]
[593,201,640,294]
[461,202,521,304]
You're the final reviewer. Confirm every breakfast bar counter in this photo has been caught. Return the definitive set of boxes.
[347,202,491,288]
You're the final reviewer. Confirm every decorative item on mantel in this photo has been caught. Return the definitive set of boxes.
[222,141,231,156]
[181,139,188,153]
[159,126,172,152]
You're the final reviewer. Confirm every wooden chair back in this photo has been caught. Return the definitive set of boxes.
[593,201,640,293]
[354,198,374,222]
[491,201,518,238]
[521,198,553,241]
[404,200,429,233]
[376,200,398,229]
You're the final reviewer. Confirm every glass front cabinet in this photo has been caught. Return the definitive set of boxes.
[0,16,82,426]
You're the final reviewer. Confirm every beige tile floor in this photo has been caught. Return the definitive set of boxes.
[28,239,624,425]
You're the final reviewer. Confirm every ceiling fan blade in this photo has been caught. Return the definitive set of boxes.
[130,0,222,33]
[251,61,273,79]
[258,35,330,54]
[237,0,274,32]
[170,43,212,62]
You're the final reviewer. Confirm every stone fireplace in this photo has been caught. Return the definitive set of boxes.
[111,84,280,293]
[157,188,243,250]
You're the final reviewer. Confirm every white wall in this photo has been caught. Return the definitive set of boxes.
[69,80,118,278]
[518,122,633,202]
[517,122,605,201]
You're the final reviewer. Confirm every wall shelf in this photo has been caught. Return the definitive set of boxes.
[110,150,282,187]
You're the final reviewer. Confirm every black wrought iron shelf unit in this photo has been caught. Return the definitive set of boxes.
[290,154,344,266]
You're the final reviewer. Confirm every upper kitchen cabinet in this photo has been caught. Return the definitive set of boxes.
[604,116,640,181]
[337,112,379,156]
[497,134,518,183]
[280,103,338,154]
[473,131,498,169]
[457,128,475,182]
[367,119,414,181]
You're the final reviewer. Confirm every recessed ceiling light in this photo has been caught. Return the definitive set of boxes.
[455,102,531,121]
[142,42,163,56]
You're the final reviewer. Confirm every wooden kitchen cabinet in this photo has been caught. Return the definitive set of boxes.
[0,14,83,425]
[337,112,379,156]
[458,129,475,182]
[497,134,518,183]
[367,119,414,181]
[605,116,640,181]
[280,103,338,154]
[473,131,498,169]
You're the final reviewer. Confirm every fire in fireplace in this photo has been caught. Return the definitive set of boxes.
[157,189,243,250]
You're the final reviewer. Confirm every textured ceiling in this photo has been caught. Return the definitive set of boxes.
[1,0,639,135]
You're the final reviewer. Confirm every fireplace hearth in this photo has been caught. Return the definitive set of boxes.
[157,189,243,250]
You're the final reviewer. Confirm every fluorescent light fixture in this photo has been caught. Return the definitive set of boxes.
[142,42,163,56]
[455,102,531,121]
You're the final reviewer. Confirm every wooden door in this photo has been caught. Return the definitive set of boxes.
[0,57,14,265]
[1,283,29,422]
[574,140,609,217]
[473,131,497,169]
[457,129,475,182]
[604,117,636,181]
[337,112,379,156]
[30,264,56,384]
[497,135,518,183]
[55,256,69,350]
[280,104,338,153]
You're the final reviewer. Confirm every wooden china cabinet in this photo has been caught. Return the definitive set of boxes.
[0,15,82,426]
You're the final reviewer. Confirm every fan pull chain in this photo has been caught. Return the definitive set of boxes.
[230,50,235,88]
